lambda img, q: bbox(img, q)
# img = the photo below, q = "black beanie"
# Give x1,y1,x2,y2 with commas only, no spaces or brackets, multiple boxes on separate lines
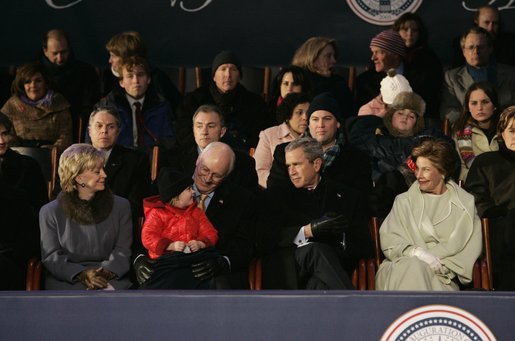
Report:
211,51,242,78
0,112,13,132
306,93,342,122
157,168,193,204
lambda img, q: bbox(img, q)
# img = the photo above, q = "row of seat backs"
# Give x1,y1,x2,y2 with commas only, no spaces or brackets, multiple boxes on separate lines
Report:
161,65,357,101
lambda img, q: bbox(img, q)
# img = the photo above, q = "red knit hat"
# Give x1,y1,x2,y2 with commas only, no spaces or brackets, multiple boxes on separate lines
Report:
370,29,406,59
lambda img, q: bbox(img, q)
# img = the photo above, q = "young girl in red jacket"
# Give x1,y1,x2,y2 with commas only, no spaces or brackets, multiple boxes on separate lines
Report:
140,168,219,289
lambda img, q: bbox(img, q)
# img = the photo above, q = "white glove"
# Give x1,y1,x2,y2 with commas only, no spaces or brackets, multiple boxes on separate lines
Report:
411,247,443,273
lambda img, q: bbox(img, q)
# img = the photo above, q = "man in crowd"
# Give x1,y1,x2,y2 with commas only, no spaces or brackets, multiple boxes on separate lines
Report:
135,142,257,289
267,93,372,195
40,29,100,142
258,137,372,289
164,104,258,192
175,51,270,151
441,26,515,123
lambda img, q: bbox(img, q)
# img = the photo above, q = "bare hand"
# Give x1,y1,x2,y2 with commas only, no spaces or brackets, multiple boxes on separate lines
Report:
188,240,206,252
167,241,187,252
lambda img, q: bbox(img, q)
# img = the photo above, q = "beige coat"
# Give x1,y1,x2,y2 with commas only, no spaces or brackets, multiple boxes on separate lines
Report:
1,93,72,152
452,126,499,181
376,180,482,291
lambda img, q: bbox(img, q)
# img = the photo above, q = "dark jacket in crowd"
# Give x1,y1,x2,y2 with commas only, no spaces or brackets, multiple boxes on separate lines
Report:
306,71,356,118
175,82,270,152
0,178,40,290
465,145,515,290
0,148,48,213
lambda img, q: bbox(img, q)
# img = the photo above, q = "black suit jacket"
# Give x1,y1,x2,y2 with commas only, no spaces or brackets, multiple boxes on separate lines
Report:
258,177,372,289
164,144,259,193
105,145,151,256
1,148,48,212
204,180,257,274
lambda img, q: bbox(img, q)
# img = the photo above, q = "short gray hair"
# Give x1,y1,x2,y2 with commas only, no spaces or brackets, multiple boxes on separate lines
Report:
285,137,324,163
192,104,225,127
89,105,121,129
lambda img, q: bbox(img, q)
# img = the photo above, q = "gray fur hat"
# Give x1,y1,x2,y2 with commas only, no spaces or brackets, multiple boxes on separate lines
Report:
390,91,426,117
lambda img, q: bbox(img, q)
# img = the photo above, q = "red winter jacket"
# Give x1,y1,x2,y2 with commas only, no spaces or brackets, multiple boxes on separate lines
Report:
142,195,218,259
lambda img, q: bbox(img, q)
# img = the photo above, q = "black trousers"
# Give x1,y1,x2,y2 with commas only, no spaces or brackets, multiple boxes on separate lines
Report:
262,242,354,290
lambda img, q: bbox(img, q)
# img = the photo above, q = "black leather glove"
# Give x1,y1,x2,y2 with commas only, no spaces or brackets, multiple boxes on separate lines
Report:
133,254,156,285
191,256,230,281
311,212,349,240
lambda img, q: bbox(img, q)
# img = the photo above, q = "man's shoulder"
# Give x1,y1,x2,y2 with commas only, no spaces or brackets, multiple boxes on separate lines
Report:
110,145,148,163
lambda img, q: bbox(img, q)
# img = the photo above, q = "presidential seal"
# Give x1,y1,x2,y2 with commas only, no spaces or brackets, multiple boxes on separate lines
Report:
381,304,496,341
346,0,423,26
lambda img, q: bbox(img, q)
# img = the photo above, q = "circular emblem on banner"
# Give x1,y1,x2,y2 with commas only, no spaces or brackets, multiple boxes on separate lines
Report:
381,304,496,341
346,0,423,26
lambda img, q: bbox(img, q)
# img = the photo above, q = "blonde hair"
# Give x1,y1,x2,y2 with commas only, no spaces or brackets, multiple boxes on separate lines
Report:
291,37,338,73
58,144,106,193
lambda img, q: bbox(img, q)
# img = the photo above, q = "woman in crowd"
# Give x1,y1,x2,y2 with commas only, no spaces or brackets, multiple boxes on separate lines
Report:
39,144,132,290
376,138,482,291
465,106,515,290
1,62,72,152
452,81,500,181
141,168,219,289
0,112,48,212
392,12,444,124
254,92,311,188
291,37,355,118
267,65,312,108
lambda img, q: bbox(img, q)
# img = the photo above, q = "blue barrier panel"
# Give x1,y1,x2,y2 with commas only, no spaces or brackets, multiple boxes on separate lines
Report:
1,291,513,340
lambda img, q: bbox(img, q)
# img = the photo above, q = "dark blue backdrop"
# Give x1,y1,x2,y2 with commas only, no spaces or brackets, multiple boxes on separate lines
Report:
2,1,515,67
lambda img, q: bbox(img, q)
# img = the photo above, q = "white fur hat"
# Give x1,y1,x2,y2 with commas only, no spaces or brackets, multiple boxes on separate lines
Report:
380,69,412,105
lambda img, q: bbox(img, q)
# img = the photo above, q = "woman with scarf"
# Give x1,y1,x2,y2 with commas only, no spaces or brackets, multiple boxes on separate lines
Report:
465,106,515,290
452,81,500,181
39,144,132,290
1,62,72,152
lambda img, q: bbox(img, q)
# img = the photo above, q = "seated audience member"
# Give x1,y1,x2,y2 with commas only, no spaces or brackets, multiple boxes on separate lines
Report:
95,56,174,149
0,124,41,289
355,29,406,108
0,112,48,212
102,31,182,112
87,105,151,258
267,93,372,194
392,12,444,123
358,69,412,118
134,142,257,289
267,65,312,109
441,27,515,124
452,82,500,181
140,168,219,289
165,104,258,192
258,137,371,289
175,51,269,151
0,178,40,290
376,138,482,291
255,92,310,188
40,29,100,142
291,37,355,118
465,105,515,290
1,62,72,152
39,144,132,290
451,5,515,68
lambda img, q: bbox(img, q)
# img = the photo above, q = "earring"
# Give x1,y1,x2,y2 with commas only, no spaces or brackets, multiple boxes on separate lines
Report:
441,175,445,180
80,183,86,188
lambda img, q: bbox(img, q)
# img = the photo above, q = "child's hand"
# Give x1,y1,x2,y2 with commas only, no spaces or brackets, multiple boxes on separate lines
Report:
167,241,187,252
188,240,206,252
